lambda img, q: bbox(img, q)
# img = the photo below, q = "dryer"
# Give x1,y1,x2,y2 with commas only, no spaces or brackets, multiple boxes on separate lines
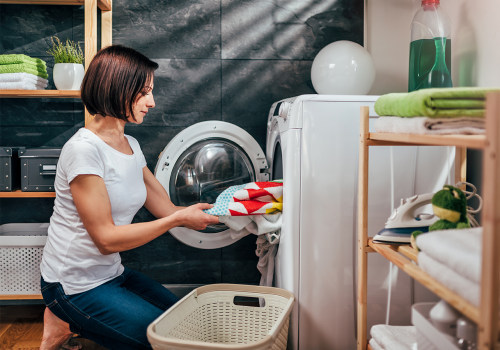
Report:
155,95,454,350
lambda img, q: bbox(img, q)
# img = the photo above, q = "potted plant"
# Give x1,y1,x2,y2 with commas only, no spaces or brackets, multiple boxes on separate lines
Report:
47,36,84,90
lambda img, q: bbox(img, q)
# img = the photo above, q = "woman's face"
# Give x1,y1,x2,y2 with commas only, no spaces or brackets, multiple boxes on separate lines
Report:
129,81,155,124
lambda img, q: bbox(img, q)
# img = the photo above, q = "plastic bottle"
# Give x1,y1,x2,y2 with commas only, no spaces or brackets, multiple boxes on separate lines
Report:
408,0,452,92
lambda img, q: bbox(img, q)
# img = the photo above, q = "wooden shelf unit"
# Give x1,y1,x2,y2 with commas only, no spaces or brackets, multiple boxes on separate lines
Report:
0,90,80,98
0,0,112,124
357,93,500,350
0,0,112,301
0,191,56,198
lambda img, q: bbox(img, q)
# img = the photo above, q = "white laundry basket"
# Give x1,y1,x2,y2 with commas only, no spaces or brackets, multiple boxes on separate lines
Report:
147,284,294,350
0,223,48,295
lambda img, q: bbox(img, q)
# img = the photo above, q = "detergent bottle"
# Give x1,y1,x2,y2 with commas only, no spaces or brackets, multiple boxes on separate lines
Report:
408,0,452,92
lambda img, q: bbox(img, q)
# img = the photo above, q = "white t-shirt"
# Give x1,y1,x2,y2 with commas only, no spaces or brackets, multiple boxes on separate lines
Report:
40,128,147,295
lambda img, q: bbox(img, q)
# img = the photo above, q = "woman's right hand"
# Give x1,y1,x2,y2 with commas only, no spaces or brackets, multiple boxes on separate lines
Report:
174,203,219,230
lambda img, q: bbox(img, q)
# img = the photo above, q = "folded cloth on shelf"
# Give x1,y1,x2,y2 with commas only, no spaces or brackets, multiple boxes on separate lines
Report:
374,87,500,118
204,181,283,216
0,54,47,68
374,116,485,135
0,63,48,79
416,227,482,283
368,338,383,350
0,72,49,86
370,324,417,350
0,81,47,90
418,251,479,306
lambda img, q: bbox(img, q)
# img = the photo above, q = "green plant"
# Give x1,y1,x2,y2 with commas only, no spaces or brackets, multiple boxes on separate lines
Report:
46,36,84,64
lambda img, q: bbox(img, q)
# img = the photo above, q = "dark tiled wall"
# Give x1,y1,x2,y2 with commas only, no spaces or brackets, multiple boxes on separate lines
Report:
0,0,363,286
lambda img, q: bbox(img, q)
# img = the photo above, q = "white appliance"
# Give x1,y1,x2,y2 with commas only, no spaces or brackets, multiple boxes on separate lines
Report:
266,94,452,349
155,94,453,349
155,121,269,249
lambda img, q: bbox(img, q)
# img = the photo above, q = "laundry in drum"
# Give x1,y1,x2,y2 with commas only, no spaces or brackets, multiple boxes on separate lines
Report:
204,180,283,216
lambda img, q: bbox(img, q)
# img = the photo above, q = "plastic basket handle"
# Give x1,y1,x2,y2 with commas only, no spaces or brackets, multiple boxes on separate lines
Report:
196,283,294,300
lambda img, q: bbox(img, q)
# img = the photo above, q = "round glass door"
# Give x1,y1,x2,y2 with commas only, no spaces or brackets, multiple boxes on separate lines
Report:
155,120,269,249
169,138,255,233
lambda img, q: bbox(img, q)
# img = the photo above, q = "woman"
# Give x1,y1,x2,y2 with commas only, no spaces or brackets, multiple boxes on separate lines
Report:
39,45,219,350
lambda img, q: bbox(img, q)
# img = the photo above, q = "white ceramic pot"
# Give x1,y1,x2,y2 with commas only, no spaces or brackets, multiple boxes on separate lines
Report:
53,63,85,90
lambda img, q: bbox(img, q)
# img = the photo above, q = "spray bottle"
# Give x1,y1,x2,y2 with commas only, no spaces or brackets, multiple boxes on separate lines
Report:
408,0,452,92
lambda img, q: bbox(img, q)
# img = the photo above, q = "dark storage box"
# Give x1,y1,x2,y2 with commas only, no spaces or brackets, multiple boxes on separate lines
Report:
19,148,61,192
0,147,24,191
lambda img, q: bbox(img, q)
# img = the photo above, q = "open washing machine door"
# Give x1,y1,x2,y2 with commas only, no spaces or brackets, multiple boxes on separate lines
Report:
155,121,269,249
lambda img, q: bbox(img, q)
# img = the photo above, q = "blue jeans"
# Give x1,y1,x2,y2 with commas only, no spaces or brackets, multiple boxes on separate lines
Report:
41,267,179,350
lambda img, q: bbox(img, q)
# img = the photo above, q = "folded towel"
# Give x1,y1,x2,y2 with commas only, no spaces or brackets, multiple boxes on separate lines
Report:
374,87,500,118
369,338,384,350
0,63,48,79
370,324,417,350
416,227,482,283
374,116,485,135
0,72,49,86
0,81,47,90
0,54,47,68
418,251,479,306
204,181,283,216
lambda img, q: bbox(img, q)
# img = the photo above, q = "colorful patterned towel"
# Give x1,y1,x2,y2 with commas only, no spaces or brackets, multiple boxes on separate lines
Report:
204,181,283,216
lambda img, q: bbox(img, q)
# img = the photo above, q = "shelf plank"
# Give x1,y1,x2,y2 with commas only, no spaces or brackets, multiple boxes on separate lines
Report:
369,132,486,149
397,244,418,262
0,294,43,300
0,191,55,198
0,0,111,10
368,239,480,324
0,90,80,98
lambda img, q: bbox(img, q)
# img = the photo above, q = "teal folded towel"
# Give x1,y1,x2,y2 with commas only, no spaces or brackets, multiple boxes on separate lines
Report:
0,63,48,79
374,87,500,118
0,54,47,68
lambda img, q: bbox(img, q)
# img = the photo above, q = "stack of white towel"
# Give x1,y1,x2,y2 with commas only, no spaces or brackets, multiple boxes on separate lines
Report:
374,116,485,135
0,54,49,90
416,227,482,306
369,324,417,350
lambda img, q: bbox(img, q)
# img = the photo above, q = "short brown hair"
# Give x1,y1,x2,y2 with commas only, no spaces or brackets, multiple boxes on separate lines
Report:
81,45,159,121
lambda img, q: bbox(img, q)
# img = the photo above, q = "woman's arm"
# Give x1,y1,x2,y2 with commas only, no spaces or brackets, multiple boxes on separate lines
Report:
142,166,180,218
70,174,219,255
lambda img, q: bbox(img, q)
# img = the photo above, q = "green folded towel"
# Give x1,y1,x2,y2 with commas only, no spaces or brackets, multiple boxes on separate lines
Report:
0,63,48,79
374,87,500,118
0,54,47,68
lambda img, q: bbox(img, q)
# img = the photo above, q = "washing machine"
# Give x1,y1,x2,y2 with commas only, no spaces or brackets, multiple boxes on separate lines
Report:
266,94,454,350
155,121,270,249
155,95,454,349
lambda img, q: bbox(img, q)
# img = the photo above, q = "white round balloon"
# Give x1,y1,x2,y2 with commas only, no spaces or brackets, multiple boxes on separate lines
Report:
311,40,376,95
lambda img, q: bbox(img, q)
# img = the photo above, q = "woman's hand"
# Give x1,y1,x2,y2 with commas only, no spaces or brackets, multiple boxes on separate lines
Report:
173,203,219,230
